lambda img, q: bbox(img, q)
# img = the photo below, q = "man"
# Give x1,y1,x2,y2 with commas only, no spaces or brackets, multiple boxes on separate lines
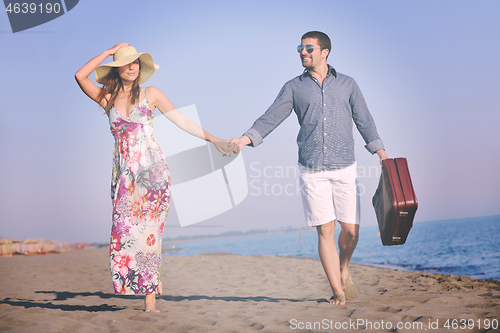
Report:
231,31,387,305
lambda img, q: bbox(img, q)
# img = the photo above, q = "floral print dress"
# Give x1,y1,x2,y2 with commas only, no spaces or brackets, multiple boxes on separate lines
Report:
108,88,170,295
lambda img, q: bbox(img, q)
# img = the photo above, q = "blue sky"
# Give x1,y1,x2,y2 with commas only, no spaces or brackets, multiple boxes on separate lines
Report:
1,0,499,243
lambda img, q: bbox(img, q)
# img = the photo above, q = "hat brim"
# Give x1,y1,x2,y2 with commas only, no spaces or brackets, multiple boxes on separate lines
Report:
95,52,159,85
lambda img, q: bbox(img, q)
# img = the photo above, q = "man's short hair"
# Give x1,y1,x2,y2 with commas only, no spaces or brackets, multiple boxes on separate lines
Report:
301,31,331,58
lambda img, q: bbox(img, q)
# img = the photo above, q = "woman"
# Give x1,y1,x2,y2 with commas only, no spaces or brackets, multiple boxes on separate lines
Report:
75,43,232,312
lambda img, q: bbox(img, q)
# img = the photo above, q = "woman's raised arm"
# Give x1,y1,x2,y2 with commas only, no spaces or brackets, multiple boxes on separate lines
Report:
75,43,129,106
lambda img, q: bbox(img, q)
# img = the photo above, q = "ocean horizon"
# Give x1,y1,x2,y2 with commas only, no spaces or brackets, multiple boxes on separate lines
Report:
163,215,500,281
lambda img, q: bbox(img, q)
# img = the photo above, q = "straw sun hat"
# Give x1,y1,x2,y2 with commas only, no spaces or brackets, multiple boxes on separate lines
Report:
95,46,160,85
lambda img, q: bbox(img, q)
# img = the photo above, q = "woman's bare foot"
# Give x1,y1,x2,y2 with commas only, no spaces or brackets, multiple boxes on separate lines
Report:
145,293,159,312
157,281,162,295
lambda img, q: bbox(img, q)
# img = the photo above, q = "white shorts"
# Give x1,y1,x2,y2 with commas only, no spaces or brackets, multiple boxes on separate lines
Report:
299,162,360,227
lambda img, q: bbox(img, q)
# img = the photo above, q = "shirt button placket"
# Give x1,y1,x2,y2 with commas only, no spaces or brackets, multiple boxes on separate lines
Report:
322,88,326,166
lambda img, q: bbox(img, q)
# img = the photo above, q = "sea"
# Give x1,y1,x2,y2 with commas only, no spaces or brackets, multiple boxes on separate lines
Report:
163,215,500,281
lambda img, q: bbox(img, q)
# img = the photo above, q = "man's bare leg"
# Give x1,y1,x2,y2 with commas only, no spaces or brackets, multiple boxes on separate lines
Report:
316,221,345,305
338,222,359,297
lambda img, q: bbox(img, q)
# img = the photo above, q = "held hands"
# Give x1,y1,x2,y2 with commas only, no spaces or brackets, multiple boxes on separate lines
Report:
212,135,250,156
212,139,240,157
229,136,250,154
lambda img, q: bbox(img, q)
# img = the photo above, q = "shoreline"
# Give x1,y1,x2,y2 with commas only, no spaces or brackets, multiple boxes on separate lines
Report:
160,228,500,282
3,230,498,283
162,227,315,245
347,261,500,283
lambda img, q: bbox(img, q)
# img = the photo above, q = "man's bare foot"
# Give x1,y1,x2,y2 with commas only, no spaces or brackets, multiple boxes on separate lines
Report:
340,268,352,288
145,293,160,312
340,269,358,300
329,293,346,305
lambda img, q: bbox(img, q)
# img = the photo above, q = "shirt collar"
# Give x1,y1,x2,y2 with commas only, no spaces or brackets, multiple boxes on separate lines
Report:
301,64,337,80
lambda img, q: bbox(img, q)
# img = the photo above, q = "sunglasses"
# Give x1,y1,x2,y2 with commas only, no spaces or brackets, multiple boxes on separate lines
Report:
297,44,319,54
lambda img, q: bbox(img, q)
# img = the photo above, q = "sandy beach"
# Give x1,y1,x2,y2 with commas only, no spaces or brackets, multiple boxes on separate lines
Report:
1,247,499,333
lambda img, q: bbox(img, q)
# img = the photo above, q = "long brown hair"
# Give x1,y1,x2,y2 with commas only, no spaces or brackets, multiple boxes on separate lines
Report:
97,65,142,115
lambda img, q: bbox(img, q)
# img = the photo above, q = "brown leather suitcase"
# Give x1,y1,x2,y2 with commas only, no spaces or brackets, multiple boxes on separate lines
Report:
372,158,418,246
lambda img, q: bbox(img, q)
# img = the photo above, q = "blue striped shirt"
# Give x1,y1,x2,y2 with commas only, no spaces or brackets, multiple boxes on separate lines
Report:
244,65,384,170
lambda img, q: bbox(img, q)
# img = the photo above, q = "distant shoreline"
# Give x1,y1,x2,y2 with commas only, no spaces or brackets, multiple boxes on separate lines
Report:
162,227,315,246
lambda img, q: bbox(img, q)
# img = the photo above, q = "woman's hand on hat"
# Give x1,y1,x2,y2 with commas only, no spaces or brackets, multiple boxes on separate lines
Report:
108,42,130,55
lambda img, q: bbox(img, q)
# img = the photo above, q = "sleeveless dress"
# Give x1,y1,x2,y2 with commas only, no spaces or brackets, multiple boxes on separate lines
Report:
108,88,170,295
